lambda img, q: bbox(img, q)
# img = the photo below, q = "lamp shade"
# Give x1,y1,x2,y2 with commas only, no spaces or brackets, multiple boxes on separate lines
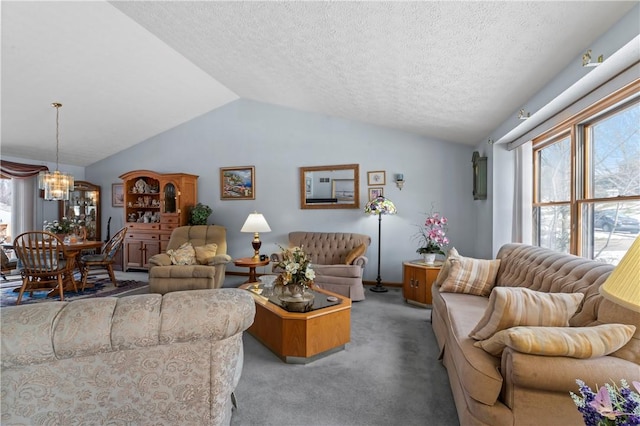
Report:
364,196,397,216
599,236,640,313
240,212,271,233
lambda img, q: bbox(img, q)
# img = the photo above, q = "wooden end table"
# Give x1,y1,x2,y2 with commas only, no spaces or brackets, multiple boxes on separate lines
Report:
240,283,352,363
402,260,442,307
234,257,270,283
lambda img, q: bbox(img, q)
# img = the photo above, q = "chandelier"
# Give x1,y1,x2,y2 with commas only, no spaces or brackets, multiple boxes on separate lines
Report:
38,103,74,201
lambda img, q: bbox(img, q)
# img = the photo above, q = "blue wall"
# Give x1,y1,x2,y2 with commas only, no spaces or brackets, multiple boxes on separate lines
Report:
87,99,477,283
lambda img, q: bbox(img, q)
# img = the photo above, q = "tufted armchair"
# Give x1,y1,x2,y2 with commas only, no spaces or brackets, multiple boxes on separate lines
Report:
271,231,371,301
148,225,232,294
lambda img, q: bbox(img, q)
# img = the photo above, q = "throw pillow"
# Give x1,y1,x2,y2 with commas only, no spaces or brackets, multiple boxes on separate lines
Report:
433,247,459,287
439,250,500,297
469,287,584,341
345,243,367,265
167,242,197,265
474,324,636,358
195,243,218,265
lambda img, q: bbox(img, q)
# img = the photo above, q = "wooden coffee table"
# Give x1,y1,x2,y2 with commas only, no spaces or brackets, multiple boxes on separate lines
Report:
240,284,351,363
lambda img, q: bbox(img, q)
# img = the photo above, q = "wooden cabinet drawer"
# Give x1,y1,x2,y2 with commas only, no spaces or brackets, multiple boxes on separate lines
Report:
127,233,159,241
161,215,179,224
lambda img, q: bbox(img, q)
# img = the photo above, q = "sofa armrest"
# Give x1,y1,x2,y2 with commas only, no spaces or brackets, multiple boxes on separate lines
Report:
208,253,232,266
149,253,171,267
501,348,640,405
351,255,368,267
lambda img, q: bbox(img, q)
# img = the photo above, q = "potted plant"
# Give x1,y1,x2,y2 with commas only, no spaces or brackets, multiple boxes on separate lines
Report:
189,203,212,225
413,207,449,264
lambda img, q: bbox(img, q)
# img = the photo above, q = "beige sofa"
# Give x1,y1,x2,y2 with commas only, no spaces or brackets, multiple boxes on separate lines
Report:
271,231,371,301
149,225,232,294
1,289,255,426
432,243,640,426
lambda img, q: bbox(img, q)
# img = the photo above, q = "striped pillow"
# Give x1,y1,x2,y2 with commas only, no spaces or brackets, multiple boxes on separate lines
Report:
433,247,458,287
469,287,584,340
474,324,636,358
439,251,500,296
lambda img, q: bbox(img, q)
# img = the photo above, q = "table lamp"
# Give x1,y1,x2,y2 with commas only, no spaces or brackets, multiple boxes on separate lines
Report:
241,211,271,260
599,235,640,312
364,196,397,292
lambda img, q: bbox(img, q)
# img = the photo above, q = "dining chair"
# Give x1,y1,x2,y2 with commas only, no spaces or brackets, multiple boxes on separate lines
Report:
79,227,126,290
13,231,77,304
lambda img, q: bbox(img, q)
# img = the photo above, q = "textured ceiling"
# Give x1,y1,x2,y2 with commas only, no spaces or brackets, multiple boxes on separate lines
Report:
1,1,636,167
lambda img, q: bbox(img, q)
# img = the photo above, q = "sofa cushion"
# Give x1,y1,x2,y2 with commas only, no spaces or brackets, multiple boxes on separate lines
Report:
434,247,458,287
313,264,363,278
440,250,500,297
195,243,218,265
469,287,584,340
475,324,636,358
168,242,197,265
345,243,367,265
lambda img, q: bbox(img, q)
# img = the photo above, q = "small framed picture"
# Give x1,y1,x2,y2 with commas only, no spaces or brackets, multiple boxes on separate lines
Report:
112,183,124,207
368,171,386,186
369,187,384,200
220,166,256,200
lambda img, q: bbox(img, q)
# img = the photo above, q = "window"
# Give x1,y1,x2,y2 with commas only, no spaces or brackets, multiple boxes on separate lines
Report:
0,178,11,243
533,81,640,264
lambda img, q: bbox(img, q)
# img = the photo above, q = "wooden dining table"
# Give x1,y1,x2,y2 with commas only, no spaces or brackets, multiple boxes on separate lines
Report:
50,240,103,296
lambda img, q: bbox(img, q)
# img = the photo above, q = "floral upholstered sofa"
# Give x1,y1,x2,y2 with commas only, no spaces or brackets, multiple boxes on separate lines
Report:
432,243,640,426
1,289,255,426
271,231,371,301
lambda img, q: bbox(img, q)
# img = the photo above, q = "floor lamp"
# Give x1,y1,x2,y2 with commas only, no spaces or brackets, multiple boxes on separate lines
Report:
364,196,397,292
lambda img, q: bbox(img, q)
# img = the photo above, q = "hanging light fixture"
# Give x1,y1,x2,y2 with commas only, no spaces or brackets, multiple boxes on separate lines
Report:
38,102,74,201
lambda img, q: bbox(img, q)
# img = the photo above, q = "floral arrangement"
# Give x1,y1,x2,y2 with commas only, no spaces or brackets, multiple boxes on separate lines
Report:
44,217,84,234
570,379,640,425
413,206,449,255
275,245,315,288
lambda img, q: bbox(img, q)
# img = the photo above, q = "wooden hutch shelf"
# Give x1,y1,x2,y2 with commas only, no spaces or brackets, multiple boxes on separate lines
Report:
119,170,198,271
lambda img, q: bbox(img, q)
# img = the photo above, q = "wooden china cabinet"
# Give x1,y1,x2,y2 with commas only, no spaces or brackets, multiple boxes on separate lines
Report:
402,260,442,307
58,181,101,241
119,170,198,271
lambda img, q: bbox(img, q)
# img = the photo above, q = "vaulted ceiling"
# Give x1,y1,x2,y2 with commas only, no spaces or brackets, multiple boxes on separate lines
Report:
1,1,636,167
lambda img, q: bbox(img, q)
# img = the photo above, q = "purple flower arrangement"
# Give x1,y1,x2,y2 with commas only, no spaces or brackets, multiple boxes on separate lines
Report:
414,207,449,255
571,379,640,425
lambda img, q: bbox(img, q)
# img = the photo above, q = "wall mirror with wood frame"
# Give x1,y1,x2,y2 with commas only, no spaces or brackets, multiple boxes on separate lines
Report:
58,180,101,240
300,164,360,209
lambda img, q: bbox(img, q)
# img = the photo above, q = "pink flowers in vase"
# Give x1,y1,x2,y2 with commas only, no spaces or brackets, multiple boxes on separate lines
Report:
414,207,450,255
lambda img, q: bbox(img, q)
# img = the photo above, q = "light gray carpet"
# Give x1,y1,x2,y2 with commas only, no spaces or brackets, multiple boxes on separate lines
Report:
228,283,460,426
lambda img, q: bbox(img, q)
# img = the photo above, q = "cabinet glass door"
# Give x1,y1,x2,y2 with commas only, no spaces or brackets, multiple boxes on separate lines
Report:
59,181,101,240
163,182,177,213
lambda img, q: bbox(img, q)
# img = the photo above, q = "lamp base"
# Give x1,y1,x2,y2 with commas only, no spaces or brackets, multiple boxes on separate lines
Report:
369,285,388,293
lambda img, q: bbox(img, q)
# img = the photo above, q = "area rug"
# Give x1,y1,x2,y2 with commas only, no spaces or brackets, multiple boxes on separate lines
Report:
0,276,149,307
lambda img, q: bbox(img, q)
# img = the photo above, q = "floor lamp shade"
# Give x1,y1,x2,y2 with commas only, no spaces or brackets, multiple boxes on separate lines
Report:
241,212,271,259
364,196,397,292
599,236,640,313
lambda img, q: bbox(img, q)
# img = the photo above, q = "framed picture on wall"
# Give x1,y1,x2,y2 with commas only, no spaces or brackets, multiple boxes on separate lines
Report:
220,166,256,200
112,183,124,207
367,171,386,186
368,187,384,200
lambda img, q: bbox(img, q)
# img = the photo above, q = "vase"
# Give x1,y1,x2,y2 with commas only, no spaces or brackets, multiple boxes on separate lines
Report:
278,283,315,312
423,253,436,265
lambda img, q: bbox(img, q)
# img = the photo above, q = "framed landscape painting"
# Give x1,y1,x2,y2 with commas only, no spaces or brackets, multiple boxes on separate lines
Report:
220,166,255,200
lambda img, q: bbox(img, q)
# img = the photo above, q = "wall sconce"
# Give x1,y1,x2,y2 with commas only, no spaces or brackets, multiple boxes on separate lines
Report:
582,49,604,67
518,109,531,120
394,174,405,190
